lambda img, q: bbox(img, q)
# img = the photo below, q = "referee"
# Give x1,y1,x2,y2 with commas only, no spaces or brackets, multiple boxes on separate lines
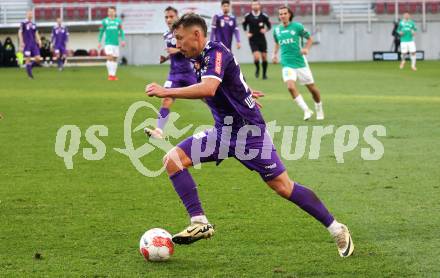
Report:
242,0,271,79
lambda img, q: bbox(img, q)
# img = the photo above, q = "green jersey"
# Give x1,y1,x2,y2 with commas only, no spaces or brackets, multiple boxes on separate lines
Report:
397,19,416,42
273,22,311,69
98,17,125,46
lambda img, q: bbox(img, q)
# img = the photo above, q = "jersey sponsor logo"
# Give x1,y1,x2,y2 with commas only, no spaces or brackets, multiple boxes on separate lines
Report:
279,38,295,45
215,51,222,75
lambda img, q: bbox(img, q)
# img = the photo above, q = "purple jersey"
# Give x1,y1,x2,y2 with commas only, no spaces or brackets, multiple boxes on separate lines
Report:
20,20,38,47
210,14,240,50
51,25,69,49
193,41,265,130
163,30,193,74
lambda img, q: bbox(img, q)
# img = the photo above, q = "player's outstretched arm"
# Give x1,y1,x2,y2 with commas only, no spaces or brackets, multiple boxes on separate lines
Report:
18,28,24,51
146,78,220,99
272,43,279,63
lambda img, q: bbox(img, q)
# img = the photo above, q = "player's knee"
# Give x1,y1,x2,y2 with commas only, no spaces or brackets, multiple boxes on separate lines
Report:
162,98,173,108
163,147,191,175
273,183,292,198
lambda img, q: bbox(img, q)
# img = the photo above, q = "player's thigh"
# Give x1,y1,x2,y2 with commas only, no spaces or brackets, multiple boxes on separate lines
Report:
252,51,261,60
282,67,298,83
400,42,409,54
163,146,193,175
176,128,221,167
234,135,286,182
105,45,119,58
259,39,268,54
297,67,315,85
408,42,416,53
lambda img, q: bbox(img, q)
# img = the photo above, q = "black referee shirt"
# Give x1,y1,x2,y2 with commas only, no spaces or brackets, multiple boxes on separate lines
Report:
242,11,271,39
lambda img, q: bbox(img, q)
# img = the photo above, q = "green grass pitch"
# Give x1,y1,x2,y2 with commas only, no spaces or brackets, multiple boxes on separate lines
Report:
1,61,439,277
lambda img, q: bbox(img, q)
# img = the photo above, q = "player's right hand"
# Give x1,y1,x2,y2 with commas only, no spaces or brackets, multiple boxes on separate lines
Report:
97,43,102,49
159,55,167,64
272,55,278,64
247,32,253,38
20,44,25,52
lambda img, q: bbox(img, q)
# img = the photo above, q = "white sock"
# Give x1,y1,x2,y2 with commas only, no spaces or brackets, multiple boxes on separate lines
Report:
112,61,118,76
190,215,209,224
327,220,342,236
410,54,416,68
294,95,310,112
106,60,112,76
315,101,323,111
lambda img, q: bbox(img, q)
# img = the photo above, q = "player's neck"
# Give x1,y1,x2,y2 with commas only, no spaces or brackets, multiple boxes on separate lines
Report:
252,10,261,16
283,21,290,27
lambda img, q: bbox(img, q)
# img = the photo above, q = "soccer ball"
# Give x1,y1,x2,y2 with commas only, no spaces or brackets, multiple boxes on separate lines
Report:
139,228,174,261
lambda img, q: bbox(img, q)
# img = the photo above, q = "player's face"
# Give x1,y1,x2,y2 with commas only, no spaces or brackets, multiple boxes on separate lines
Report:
56,18,62,25
279,8,291,24
222,3,230,14
174,25,202,58
108,8,116,18
251,2,260,12
403,13,410,20
26,11,33,21
164,11,178,29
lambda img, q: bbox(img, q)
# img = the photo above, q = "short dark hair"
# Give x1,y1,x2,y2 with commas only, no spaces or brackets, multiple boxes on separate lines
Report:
164,6,178,15
279,6,294,22
221,0,230,5
108,6,116,11
172,13,207,37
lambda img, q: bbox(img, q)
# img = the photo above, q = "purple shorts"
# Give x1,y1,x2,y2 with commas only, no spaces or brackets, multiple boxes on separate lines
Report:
54,46,67,56
177,125,286,181
24,44,40,57
164,72,197,88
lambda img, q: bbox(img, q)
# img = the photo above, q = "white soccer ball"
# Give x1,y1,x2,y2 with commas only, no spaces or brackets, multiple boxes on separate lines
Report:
139,228,174,261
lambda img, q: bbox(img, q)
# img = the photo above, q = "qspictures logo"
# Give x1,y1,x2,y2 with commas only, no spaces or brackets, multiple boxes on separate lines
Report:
55,101,386,177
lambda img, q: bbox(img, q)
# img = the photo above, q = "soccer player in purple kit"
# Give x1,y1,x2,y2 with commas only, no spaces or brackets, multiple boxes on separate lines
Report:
146,13,354,258
210,0,241,51
18,11,42,79
145,6,197,139
51,18,69,71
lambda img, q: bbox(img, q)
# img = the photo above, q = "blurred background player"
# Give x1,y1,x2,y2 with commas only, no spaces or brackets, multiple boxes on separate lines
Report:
98,7,126,81
51,18,69,71
145,6,197,139
146,13,354,258
272,6,324,120
242,0,271,79
398,13,417,71
18,10,42,79
210,0,241,51
391,19,400,53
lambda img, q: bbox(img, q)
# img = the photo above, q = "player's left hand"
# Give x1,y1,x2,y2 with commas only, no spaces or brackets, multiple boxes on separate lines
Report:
237,42,241,50
301,48,309,55
146,83,168,98
260,28,266,34
251,90,265,109
121,41,126,47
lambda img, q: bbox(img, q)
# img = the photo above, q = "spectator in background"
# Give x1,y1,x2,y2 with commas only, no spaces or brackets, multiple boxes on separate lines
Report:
3,37,18,67
40,36,52,65
392,19,400,53
0,40,4,66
